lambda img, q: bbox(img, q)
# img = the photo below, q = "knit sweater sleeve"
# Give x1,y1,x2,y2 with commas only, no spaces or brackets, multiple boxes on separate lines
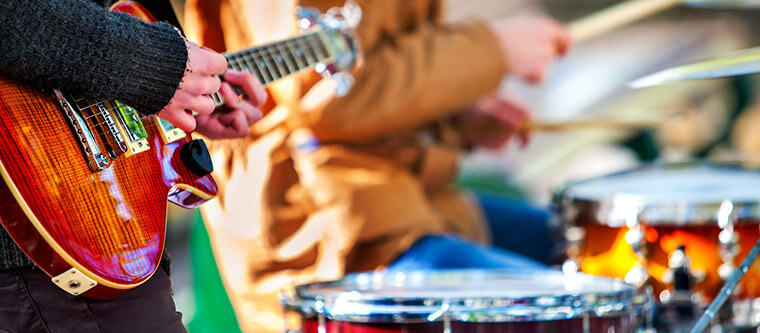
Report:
0,0,188,114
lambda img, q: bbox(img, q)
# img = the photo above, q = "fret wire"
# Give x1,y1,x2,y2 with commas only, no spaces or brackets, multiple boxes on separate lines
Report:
305,35,324,62
308,33,330,60
316,32,332,60
231,53,258,83
306,33,328,60
229,55,245,72
236,31,322,65
233,56,248,72
305,33,324,60
248,49,275,83
211,92,223,106
264,43,288,77
285,36,310,70
299,35,319,61
249,38,320,83
260,45,286,80
223,30,316,59
217,30,328,92
240,53,267,85
274,42,298,75
220,54,267,105
267,42,290,76
289,37,311,66
255,47,281,82
284,39,306,69
295,36,318,65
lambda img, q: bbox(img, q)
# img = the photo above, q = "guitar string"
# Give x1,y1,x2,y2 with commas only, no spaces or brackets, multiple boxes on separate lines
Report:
92,46,326,129
69,35,331,134
74,32,327,111
69,33,325,108
226,36,327,85
77,43,325,113
76,33,328,113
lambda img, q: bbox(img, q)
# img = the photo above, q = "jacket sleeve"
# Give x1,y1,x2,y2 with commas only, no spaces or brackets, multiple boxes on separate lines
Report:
301,5,505,143
0,0,188,114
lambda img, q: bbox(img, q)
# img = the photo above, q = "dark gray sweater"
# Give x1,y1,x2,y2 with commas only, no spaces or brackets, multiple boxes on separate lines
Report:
0,0,187,113
0,0,188,270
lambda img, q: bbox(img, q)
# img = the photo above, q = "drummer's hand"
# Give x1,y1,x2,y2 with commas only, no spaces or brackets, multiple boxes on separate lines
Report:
458,95,532,150
489,15,572,84
194,70,267,139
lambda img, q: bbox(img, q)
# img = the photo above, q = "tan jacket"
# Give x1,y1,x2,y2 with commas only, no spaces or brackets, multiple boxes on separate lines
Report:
184,1,506,331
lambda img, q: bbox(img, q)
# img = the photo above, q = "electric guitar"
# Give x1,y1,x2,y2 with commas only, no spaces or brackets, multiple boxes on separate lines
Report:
0,1,357,299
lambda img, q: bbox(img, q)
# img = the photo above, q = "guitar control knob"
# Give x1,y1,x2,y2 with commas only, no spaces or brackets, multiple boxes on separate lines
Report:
180,139,213,176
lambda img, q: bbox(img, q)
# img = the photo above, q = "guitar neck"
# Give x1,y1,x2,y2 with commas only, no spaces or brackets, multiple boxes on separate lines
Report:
211,30,335,106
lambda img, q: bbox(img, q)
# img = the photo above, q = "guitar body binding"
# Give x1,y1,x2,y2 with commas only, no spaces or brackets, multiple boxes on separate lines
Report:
0,0,218,299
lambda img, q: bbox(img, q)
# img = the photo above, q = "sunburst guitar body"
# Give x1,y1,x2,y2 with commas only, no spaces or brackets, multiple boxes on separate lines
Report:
0,1,217,299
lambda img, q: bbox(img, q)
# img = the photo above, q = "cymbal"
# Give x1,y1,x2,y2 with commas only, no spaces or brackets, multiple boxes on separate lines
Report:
569,0,760,42
684,0,760,8
629,46,760,88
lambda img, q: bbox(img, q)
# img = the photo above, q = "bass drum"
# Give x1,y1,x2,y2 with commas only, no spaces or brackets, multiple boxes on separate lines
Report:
556,164,760,314
283,269,651,333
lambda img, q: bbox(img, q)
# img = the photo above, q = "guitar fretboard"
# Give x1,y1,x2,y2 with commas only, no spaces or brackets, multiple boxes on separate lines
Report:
211,31,333,106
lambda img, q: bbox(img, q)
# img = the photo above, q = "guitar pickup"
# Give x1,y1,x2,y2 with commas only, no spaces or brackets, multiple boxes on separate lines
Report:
154,116,186,144
107,101,150,157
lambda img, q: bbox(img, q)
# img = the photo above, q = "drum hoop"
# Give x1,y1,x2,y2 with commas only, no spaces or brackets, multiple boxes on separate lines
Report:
281,270,652,323
556,163,760,226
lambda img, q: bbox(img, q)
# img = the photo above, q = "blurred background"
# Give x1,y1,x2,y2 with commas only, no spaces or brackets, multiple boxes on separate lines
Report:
164,0,760,330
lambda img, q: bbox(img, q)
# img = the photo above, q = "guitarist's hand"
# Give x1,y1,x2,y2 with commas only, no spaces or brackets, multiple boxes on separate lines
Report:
157,39,228,132
194,70,266,139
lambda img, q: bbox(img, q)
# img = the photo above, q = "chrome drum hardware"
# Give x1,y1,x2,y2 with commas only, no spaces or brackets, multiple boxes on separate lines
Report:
555,164,760,331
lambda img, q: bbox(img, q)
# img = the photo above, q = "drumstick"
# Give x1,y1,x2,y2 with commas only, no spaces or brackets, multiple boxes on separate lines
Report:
691,237,760,332
569,0,684,42
521,118,661,131
456,118,662,136
452,0,685,137
252,0,684,135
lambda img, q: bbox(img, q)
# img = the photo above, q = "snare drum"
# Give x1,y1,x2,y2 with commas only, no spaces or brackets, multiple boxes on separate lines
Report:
283,270,651,333
557,164,760,304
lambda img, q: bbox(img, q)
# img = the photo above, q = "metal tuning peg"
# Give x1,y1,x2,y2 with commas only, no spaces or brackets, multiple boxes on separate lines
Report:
294,7,320,30
339,0,362,30
329,72,355,97
295,2,362,97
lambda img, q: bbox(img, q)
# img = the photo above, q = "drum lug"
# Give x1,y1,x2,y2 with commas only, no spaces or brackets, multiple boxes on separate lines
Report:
626,224,650,259
714,203,740,330
624,224,653,287
718,200,740,280
665,246,698,317
625,263,650,287
562,258,581,275
718,228,740,279
658,245,706,330
564,226,586,259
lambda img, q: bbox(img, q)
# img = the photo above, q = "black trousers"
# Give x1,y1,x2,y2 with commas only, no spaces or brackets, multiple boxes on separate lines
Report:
0,267,185,333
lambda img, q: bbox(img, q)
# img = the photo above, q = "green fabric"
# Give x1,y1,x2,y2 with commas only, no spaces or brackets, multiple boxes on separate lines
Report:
187,217,242,333
456,172,526,200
